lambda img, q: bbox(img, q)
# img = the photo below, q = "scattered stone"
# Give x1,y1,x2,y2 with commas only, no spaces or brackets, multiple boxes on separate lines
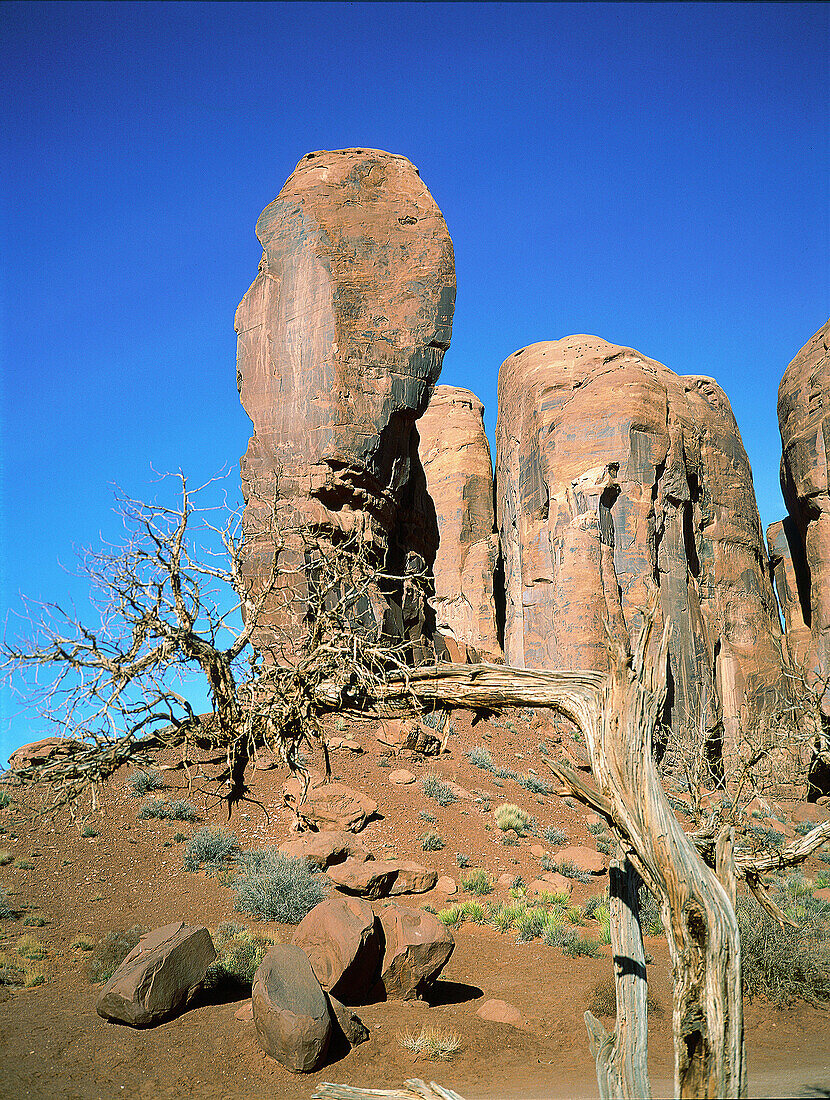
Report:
376,718,442,756
327,859,437,899
251,945,331,1073
291,896,380,1004
278,831,373,870
539,872,573,896
497,873,515,886
376,904,454,1000
7,737,83,770
814,888,830,904
327,994,370,1047
283,774,377,833
435,876,457,895
443,781,474,801
556,845,607,875
389,769,416,786
530,844,547,859
235,1001,254,1022
96,922,216,1027
790,803,830,826
476,998,525,1029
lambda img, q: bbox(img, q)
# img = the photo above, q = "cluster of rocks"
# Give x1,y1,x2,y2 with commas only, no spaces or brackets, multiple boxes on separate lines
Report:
96,900,454,1074
236,147,827,791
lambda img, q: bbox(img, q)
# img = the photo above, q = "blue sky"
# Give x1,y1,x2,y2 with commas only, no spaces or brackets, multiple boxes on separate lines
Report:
1,2,828,763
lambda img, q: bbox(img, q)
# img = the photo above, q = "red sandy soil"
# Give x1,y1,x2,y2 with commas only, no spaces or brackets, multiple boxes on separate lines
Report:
0,708,828,1100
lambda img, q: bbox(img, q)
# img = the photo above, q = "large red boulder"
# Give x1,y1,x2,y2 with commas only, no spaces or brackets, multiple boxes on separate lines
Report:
278,830,373,869
283,774,377,833
291,896,380,1004
95,922,215,1027
375,904,454,1000
251,944,331,1073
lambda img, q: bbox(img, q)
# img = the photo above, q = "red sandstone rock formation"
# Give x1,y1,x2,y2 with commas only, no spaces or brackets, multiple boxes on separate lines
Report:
777,320,830,712
767,518,812,673
418,385,503,661
236,149,455,654
496,336,788,774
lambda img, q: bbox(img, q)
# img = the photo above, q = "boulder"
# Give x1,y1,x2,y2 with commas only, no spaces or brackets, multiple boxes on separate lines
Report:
476,998,525,1029
530,874,573,897
389,769,417,785
777,320,830,713
496,336,788,780
327,859,437,899
7,737,83,771
376,904,454,1000
419,386,503,662
96,922,215,1027
327,994,370,1047
283,774,376,833
251,945,331,1073
435,875,457,895
236,149,455,657
377,718,442,755
291,896,380,1004
555,845,607,876
278,830,373,870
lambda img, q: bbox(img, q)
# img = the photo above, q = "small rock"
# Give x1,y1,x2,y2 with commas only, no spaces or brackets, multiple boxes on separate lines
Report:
389,769,416,785
252,945,331,1073
585,813,603,826
530,844,547,859
539,872,573,896
235,1001,254,1022
435,876,457,895
327,994,370,1046
556,845,607,875
96,922,215,1027
444,781,474,801
327,859,437,899
476,998,525,1029
814,887,830,904
497,873,515,886
8,737,83,770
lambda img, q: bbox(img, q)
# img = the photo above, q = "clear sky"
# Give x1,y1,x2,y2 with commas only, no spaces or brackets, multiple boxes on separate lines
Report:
2,2,828,763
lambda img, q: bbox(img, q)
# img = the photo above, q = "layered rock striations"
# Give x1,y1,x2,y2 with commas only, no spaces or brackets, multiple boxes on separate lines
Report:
777,320,830,711
418,386,503,661
236,149,455,652
496,336,788,769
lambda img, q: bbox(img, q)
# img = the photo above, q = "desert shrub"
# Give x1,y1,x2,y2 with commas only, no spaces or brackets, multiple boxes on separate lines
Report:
419,809,437,823
399,1025,461,1060
466,747,494,771
15,859,33,870
422,775,458,807
461,869,493,896
81,825,99,838
542,910,566,946
0,790,12,808
0,851,12,866
562,931,599,958
86,926,147,983
459,900,487,924
0,953,25,985
71,937,94,951
0,887,14,919
455,852,470,868
587,977,664,1018
204,924,274,988
138,797,198,822
544,826,566,846
22,915,46,927
517,773,550,795
583,894,607,919
638,885,663,936
500,833,520,846
593,903,612,945
233,849,327,923
566,905,585,925
736,891,830,1006
495,767,518,781
420,832,444,852
554,860,592,884
536,890,569,908
746,825,786,848
16,935,46,960
515,906,547,942
596,837,611,854
586,822,606,836
494,804,531,835
183,826,240,873
438,905,464,929
126,769,164,796
377,755,392,768
794,821,815,836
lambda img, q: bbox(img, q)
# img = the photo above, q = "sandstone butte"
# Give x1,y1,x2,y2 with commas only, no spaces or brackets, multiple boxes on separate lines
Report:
418,385,503,662
776,318,830,714
495,335,789,775
235,148,455,653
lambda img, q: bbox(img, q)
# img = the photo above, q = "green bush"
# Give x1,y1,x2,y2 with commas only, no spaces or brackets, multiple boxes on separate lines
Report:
81,825,99,838
461,869,493,896
544,826,566,846
138,797,198,822
466,747,494,771
737,890,830,1006
494,803,531,835
0,887,14,919
0,791,12,809
517,773,550,795
233,849,327,923
562,931,599,958
86,926,147,983
183,826,240,873
126,769,164,796
638,885,663,936
438,904,464,928
586,822,605,836
455,852,470,868
204,923,274,988
420,832,444,852
422,775,458,807
553,860,592,884
515,906,547,942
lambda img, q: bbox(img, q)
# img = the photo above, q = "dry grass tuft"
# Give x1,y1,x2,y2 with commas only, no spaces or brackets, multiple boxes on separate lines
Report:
399,1025,462,1060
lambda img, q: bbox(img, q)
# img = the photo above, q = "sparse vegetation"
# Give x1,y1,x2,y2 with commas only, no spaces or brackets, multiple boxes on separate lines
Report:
455,852,470,868
233,849,327,923
0,953,25,986
517,773,550,795
494,803,531,835
399,1025,461,1060
81,825,99,838
22,915,46,927
138,797,198,822
71,937,94,951
204,923,274,988
420,831,444,851
126,769,165,796
14,859,33,870
466,746,494,771
86,926,147,983
0,886,14,919
422,774,458,807
552,859,592,884
419,809,436,823
586,821,605,836
562,930,600,958
461,869,493,896
0,791,12,808
544,826,566,846
0,851,12,866
183,826,241,873
437,904,463,928
16,934,46,960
